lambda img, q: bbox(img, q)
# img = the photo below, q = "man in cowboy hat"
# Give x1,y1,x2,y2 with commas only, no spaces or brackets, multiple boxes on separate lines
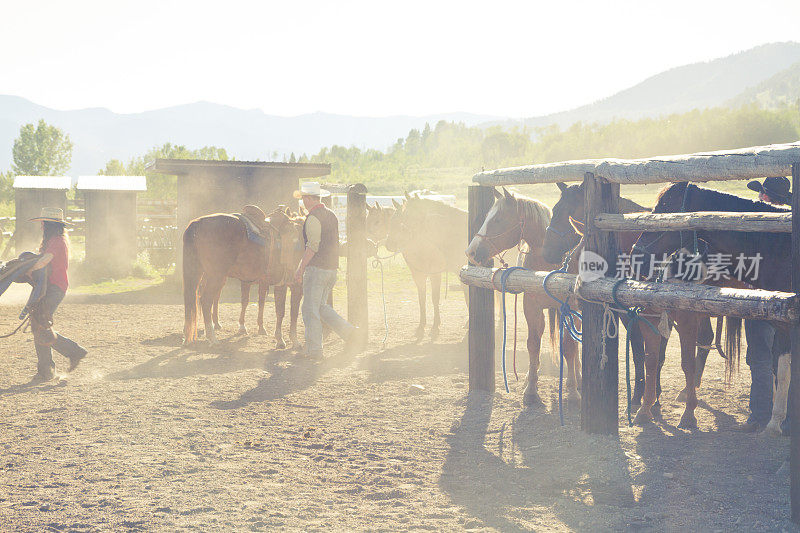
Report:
26,207,87,382
738,176,791,433
293,182,360,357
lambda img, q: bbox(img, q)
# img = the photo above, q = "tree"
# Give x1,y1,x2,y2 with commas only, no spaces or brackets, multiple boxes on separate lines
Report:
12,119,73,175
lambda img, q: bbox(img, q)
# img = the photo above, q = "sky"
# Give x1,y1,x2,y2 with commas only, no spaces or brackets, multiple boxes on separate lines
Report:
1,0,799,118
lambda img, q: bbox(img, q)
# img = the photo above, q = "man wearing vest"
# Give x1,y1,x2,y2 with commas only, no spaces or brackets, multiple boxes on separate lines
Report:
293,182,359,357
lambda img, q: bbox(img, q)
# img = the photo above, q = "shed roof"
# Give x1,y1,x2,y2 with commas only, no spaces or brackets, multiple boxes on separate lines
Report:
13,176,72,190
146,159,330,178
77,176,147,191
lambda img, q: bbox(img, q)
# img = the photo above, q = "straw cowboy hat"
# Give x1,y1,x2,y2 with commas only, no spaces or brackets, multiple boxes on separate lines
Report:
747,176,792,204
293,181,330,199
29,207,73,226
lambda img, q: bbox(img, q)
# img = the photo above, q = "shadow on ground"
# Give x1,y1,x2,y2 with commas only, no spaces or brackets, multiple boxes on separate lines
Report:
359,340,467,382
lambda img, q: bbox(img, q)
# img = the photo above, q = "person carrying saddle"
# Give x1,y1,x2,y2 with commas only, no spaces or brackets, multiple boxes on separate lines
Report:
26,207,87,382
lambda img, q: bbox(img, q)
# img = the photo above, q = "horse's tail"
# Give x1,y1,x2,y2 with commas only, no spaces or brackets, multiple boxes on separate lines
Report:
182,221,202,344
724,316,742,383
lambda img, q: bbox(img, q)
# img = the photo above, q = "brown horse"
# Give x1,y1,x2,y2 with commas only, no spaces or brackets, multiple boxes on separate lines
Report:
465,187,564,407
366,203,395,243
182,212,273,345
237,207,304,349
386,193,469,340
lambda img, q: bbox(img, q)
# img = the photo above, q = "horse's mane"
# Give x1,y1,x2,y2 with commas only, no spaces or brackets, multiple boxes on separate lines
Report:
512,192,552,231
658,182,791,213
405,196,466,216
619,197,649,214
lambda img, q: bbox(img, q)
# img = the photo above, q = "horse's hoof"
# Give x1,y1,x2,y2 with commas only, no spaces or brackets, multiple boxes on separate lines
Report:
258,328,267,336
652,402,662,420
276,339,287,350
678,413,698,430
237,325,248,336
415,329,425,340
430,328,440,341
567,390,581,406
214,324,222,331
676,389,689,403
523,391,545,408
633,407,654,426
765,421,784,437
631,398,642,409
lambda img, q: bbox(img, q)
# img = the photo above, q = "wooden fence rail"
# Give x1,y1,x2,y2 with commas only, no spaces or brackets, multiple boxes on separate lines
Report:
595,211,792,233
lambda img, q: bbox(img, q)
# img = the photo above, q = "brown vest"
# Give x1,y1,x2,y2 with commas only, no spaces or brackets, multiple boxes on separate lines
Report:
303,204,340,270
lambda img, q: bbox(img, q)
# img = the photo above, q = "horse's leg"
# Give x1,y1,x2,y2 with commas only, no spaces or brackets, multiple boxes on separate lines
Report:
430,272,442,340
522,295,545,408
411,269,427,339
766,353,791,436
624,315,646,407
238,282,251,335
212,298,221,331
633,320,663,425
200,275,226,345
676,315,712,402
462,283,470,329
289,284,302,349
564,326,581,404
674,312,699,429
257,282,268,336
274,284,288,349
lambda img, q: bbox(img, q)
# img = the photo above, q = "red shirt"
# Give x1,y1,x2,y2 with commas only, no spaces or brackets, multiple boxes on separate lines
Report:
44,236,69,292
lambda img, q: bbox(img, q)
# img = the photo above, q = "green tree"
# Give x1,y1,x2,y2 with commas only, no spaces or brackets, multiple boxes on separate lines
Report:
12,119,73,175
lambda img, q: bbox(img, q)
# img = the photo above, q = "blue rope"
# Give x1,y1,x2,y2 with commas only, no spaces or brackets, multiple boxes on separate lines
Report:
542,265,582,427
498,267,525,393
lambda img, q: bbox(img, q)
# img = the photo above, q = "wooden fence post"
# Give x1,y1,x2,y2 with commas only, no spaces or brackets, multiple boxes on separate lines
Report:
581,172,620,435
346,184,368,333
468,185,495,392
790,162,800,522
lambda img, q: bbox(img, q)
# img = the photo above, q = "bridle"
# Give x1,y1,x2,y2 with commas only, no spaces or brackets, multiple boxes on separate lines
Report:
474,208,526,268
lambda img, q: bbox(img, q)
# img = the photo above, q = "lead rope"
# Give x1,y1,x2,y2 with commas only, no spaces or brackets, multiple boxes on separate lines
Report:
371,250,399,348
492,267,525,393
542,249,583,427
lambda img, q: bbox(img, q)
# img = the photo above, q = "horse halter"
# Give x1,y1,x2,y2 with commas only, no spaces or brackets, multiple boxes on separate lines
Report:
474,208,526,268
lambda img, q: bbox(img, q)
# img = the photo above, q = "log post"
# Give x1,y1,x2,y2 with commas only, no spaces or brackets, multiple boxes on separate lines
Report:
791,162,800,522
581,172,620,435
468,185,495,392
323,194,334,309
346,184,368,333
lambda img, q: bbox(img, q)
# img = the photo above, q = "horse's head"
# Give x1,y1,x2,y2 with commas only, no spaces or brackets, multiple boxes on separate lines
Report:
366,203,394,243
541,182,585,264
384,199,406,252
631,182,691,279
267,206,304,269
465,187,522,266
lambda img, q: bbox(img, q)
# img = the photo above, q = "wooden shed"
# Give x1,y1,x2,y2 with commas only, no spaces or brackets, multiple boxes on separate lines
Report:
146,159,331,234
13,176,71,253
77,175,146,273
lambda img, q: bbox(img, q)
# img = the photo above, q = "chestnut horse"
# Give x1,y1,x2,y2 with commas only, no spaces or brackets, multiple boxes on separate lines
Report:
465,187,563,407
182,213,273,345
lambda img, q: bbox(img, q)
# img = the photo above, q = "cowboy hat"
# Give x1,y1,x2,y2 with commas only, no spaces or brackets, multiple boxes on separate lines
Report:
293,181,330,199
747,176,792,203
29,207,73,226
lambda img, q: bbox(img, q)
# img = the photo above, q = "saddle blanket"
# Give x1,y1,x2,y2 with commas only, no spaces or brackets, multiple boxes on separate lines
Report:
236,214,267,247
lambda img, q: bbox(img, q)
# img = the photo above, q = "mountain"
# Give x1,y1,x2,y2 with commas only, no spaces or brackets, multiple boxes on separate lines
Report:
510,41,800,131
728,60,800,109
0,97,500,175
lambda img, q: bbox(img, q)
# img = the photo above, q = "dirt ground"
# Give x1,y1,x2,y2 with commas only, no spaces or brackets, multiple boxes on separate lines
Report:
0,269,795,532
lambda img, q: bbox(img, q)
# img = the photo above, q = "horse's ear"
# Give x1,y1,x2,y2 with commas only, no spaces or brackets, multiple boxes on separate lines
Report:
493,188,503,199
502,187,513,200
392,199,402,209
569,216,585,236
557,182,567,192
404,191,411,200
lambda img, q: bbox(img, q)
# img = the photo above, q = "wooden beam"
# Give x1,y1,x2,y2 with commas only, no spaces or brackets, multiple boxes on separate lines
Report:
790,162,800,523
595,212,792,233
467,185,496,392
459,266,798,323
473,142,800,186
582,173,619,435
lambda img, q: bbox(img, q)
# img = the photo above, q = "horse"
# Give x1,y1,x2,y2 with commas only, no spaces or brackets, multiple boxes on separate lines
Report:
235,206,305,349
366,203,395,243
182,212,274,345
465,187,569,407
540,182,723,411
632,182,790,432
385,193,469,340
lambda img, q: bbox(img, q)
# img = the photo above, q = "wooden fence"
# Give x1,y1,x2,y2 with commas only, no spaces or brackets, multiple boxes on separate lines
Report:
459,142,800,521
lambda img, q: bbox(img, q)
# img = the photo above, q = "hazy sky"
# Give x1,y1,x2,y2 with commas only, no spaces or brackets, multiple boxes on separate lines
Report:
2,0,799,117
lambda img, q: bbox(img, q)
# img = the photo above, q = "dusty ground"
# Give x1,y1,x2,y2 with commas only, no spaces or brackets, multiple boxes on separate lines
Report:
0,266,795,532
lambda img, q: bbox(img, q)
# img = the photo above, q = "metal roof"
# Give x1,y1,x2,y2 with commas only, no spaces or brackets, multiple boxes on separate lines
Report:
13,176,72,190
147,159,331,178
76,176,147,191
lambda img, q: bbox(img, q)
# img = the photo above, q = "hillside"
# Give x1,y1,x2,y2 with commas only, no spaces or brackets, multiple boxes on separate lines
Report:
729,60,800,109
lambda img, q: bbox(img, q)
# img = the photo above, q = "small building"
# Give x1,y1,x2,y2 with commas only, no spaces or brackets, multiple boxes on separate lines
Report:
13,176,71,252
146,159,331,233
77,176,147,273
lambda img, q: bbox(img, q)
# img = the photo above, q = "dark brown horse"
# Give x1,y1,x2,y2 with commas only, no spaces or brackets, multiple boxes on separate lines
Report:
183,212,273,345
632,182,789,431
466,187,564,407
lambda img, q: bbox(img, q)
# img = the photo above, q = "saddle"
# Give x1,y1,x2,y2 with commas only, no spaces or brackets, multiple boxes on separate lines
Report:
236,205,273,246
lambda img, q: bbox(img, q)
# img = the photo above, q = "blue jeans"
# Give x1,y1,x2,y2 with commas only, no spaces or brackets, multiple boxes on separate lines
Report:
745,320,775,426
301,267,354,356
34,284,85,375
